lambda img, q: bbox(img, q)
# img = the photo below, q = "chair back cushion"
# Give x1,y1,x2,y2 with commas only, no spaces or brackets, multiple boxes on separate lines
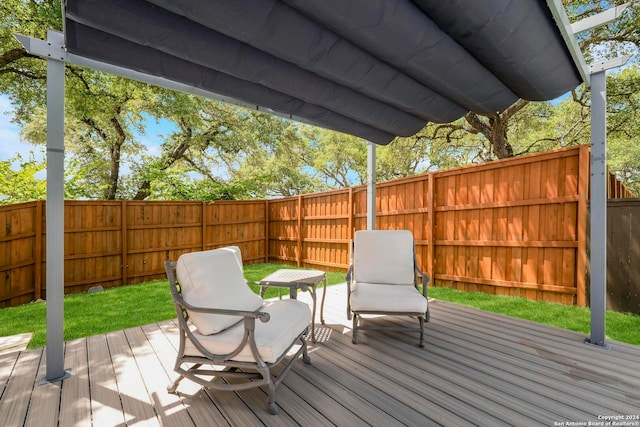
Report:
353,230,415,285
176,247,263,335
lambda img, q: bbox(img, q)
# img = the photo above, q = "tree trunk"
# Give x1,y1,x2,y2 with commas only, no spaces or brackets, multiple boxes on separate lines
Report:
105,118,126,200
464,98,529,159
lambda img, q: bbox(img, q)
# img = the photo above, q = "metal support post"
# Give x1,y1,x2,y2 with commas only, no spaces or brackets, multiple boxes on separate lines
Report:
366,141,376,230
43,30,70,382
586,69,609,349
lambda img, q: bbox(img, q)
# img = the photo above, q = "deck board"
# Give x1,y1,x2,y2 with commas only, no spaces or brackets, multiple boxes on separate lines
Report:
1,283,640,426
86,334,127,427
57,338,91,427
23,351,60,427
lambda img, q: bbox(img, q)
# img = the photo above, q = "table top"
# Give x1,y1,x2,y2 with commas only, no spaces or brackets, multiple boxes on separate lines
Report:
258,269,326,286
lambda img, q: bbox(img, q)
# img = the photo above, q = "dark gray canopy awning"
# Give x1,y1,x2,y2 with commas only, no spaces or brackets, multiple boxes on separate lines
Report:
63,0,583,145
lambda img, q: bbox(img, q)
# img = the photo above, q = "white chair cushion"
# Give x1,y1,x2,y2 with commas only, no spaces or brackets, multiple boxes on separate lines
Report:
224,245,244,269
350,282,428,313
184,299,311,363
353,230,415,285
176,247,263,335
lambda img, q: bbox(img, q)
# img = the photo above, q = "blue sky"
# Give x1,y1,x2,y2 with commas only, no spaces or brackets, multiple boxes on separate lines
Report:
0,95,42,163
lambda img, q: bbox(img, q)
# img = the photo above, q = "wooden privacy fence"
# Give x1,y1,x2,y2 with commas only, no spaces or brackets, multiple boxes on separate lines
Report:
588,198,640,314
0,200,267,307
269,146,595,305
0,146,633,308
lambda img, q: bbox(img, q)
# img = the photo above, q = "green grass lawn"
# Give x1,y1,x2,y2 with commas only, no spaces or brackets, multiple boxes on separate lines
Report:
1,264,639,349
427,286,640,346
0,264,345,349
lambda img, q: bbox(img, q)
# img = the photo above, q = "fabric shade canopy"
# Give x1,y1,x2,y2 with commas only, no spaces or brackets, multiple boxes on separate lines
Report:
63,0,583,145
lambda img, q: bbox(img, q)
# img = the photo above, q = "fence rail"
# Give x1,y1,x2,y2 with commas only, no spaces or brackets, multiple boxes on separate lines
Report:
0,146,633,308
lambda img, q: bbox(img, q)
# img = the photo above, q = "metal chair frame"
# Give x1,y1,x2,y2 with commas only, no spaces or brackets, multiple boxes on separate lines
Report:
346,239,430,347
165,261,310,415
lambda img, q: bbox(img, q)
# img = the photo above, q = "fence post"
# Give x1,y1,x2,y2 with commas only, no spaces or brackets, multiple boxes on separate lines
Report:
576,145,589,307
34,201,43,301
202,202,207,251
427,173,435,282
297,195,303,267
264,199,269,263
121,200,128,286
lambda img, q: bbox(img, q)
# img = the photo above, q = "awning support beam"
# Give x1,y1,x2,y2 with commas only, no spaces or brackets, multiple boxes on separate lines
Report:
586,56,629,350
42,29,70,383
366,141,376,231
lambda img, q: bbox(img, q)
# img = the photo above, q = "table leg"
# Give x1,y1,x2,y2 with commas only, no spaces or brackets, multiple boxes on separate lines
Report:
320,276,327,325
309,284,317,343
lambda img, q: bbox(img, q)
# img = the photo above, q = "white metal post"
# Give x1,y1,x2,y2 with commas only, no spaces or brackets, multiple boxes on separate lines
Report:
44,30,69,382
366,141,376,230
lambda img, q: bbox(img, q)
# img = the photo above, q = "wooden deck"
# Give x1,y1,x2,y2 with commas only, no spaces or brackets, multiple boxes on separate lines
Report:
1,284,639,426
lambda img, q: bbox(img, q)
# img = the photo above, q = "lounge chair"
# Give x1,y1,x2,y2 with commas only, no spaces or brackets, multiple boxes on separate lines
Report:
346,230,430,347
164,246,311,415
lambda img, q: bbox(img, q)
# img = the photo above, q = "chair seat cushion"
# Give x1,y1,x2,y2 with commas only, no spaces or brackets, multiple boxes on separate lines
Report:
350,282,428,314
184,299,311,363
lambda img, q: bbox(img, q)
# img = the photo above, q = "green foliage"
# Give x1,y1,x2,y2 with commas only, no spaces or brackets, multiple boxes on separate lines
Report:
0,153,45,203
2,0,640,201
607,65,640,194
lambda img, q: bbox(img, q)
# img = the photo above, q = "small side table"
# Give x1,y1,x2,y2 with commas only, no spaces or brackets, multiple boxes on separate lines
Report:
257,269,327,343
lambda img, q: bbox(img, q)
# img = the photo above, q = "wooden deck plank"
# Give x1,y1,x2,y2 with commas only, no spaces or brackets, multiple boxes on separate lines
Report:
320,321,523,426
124,326,196,427
57,338,91,427
0,333,32,355
23,349,61,427
140,323,230,427
266,366,368,427
86,334,127,427
0,350,20,399
222,376,311,427
104,330,160,426
273,351,408,427
0,348,42,427
151,322,233,426
433,301,640,388
3,283,640,427
424,315,639,416
429,303,640,408
372,316,591,423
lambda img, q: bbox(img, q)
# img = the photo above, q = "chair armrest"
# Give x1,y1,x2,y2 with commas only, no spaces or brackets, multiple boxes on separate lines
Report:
172,292,271,323
345,264,354,319
414,264,430,298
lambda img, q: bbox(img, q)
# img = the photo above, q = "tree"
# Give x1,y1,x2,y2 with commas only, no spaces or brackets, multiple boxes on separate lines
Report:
606,65,640,194
0,0,60,107
0,153,45,204
430,1,640,160
2,2,165,200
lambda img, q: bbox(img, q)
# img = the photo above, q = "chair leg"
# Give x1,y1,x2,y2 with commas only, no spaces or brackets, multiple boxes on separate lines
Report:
418,316,425,348
301,335,311,364
167,374,185,394
267,381,279,415
352,313,359,344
